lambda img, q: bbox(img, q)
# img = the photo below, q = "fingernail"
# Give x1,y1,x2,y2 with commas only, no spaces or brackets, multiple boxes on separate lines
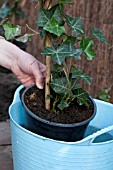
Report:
36,83,43,89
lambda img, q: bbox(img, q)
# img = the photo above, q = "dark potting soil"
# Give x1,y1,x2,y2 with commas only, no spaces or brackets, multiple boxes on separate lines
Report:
24,86,94,124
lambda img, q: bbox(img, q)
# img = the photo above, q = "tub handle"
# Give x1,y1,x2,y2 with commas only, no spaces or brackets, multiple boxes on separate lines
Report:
83,125,113,145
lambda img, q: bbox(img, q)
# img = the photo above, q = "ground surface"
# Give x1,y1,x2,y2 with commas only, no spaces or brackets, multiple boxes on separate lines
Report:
0,67,20,170
0,121,13,170
0,68,20,121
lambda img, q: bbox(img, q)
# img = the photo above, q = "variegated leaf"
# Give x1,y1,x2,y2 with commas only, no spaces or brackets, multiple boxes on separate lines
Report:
3,23,21,40
50,77,68,94
65,15,84,35
72,67,92,84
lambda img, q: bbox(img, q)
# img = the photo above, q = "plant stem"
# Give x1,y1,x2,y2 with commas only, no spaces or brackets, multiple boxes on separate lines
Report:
52,95,58,112
62,61,70,86
62,61,72,103
26,24,39,35
67,58,73,77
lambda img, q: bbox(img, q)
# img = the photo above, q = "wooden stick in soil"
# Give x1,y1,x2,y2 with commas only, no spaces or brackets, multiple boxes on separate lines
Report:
45,37,51,110
44,1,52,110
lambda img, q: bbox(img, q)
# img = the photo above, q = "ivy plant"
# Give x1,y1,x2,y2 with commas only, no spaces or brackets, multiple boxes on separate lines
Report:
36,0,109,111
1,0,109,112
0,0,25,37
98,88,111,102
0,19,35,42
0,0,25,20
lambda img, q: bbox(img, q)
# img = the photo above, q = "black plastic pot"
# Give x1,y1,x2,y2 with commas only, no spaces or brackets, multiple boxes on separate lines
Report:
22,86,97,142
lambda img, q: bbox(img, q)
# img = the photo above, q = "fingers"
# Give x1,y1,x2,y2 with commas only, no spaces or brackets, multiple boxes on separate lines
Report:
37,60,46,79
15,51,46,88
30,61,45,89
37,60,46,75
22,77,35,88
24,81,35,88
17,73,35,88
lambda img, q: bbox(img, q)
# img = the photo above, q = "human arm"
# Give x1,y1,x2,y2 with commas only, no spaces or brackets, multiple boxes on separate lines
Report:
0,38,46,89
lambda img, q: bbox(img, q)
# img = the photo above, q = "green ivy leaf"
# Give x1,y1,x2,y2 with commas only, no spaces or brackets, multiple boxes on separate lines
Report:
60,33,68,42
52,64,64,79
58,0,74,5
42,44,71,65
90,26,109,45
44,18,65,36
39,27,46,38
80,37,96,60
0,5,12,19
42,42,82,64
66,42,82,59
36,4,63,27
61,34,77,44
3,23,21,40
46,94,54,99
57,101,69,110
36,8,51,27
54,63,62,71
50,77,68,94
98,88,111,102
72,81,80,90
15,33,35,43
64,35,77,43
51,5,64,25
72,67,92,84
74,88,89,107
65,15,84,35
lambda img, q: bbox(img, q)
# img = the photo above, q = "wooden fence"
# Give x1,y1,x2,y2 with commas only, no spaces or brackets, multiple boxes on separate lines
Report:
2,0,113,100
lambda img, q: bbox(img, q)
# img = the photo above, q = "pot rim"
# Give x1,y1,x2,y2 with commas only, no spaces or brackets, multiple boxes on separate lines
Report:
21,85,97,127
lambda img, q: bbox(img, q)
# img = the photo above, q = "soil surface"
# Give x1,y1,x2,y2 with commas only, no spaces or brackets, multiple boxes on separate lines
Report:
0,68,20,121
24,86,94,124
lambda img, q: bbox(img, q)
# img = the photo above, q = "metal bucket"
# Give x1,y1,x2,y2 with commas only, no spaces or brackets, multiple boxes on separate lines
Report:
9,85,113,170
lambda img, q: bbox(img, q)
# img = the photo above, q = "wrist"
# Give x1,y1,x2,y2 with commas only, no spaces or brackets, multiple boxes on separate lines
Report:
0,39,23,70
0,39,12,69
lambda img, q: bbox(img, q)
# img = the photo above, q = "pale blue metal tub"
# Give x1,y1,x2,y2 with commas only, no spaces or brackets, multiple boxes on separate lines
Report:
9,85,113,170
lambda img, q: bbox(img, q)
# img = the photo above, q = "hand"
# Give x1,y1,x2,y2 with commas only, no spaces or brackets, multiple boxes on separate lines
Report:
0,39,46,89
11,52,46,89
